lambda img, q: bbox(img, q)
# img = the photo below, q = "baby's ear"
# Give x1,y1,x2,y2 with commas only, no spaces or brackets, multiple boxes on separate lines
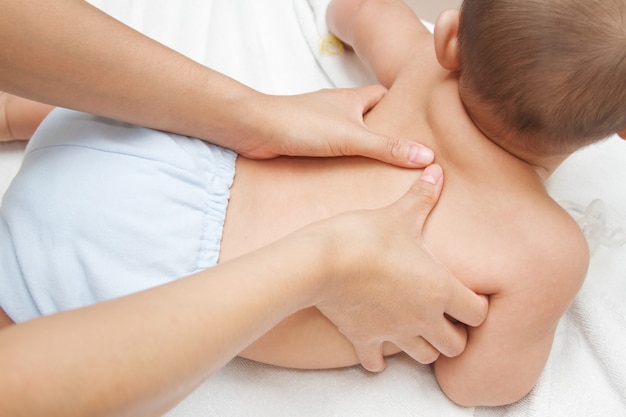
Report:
619,128,626,140
434,9,461,71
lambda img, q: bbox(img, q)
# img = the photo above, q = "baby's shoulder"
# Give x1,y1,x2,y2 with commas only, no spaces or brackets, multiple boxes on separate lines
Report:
434,187,589,304
485,193,589,307
516,197,589,285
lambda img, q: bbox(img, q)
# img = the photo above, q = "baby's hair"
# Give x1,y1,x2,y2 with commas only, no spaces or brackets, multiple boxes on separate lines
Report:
457,0,626,154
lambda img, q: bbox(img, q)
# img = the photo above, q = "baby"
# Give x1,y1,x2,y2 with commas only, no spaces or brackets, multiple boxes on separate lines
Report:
227,0,624,405
1,0,624,408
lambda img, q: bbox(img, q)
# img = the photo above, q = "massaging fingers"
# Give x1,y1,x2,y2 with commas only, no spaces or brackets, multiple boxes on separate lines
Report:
400,164,488,328
352,342,387,373
421,319,469,359
443,277,489,328
355,131,436,168
395,164,444,229
351,84,388,114
396,337,440,364
339,85,435,168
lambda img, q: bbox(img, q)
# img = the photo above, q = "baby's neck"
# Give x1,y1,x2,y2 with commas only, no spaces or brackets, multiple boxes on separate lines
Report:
507,149,570,181
462,102,569,180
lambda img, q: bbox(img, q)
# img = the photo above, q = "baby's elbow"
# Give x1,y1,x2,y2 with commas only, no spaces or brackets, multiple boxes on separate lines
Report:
440,381,532,408
434,362,535,407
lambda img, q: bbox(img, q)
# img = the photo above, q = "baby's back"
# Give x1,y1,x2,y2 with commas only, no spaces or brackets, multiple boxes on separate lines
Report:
222,65,587,299
223,61,590,404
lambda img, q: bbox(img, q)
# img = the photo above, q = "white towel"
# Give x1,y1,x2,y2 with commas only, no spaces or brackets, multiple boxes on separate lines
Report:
0,1,623,415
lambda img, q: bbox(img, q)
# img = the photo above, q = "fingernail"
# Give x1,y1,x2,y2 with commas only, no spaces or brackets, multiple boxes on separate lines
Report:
409,145,434,165
420,164,442,184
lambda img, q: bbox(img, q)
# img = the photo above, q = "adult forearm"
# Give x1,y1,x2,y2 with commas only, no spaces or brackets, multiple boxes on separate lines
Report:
0,168,483,416
0,236,326,417
1,1,436,166
0,0,262,145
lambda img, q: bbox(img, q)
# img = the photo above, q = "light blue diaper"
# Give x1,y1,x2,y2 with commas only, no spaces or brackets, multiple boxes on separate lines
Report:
0,109,236,322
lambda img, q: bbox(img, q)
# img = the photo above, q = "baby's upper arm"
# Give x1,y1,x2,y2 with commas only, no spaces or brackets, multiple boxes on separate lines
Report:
433,212,589,407
326,0,431,87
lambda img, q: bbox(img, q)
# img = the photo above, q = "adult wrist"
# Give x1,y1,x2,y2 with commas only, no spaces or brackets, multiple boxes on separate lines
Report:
195,81,276,156
285,218,361,310
255,222,338,314
232,91,284,157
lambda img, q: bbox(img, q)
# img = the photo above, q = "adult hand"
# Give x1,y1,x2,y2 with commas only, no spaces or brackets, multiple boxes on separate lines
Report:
314,164,488,372
238,85,434,168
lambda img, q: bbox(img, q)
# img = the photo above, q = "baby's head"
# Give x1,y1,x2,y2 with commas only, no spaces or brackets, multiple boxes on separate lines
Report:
436,0,626,157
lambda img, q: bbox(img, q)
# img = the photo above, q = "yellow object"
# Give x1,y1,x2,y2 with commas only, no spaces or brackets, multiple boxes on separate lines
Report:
320,34,344,55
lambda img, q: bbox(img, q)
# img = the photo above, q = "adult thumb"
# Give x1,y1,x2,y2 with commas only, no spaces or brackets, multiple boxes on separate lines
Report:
396,164,444,231
354,133,435,169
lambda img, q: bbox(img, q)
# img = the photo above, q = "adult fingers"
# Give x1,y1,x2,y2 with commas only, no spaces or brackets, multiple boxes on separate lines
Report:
393,164,444,231
421,320,469,358
352,84,388,114
444,277,489,327
355,132,435,168
396,337,441,364
352,342,387,373
344,85,435,168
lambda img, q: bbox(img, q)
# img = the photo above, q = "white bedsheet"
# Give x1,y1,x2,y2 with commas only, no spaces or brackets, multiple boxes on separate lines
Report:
1,1,624,415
